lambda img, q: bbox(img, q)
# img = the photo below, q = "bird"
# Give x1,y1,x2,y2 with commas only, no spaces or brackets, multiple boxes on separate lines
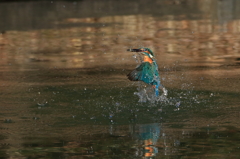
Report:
127,47,166,96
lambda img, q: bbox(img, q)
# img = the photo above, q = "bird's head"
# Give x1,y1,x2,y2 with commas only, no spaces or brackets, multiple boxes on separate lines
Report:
127,47,154,58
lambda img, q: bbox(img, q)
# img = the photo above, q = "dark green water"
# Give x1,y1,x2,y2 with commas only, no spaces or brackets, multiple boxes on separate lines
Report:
0,0,240,158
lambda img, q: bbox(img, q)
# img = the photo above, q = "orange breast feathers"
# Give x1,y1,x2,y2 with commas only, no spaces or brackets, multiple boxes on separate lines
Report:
143,55,153,64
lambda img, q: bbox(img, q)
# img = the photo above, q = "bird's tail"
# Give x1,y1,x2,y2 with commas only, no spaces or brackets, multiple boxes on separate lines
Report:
154,85,159,96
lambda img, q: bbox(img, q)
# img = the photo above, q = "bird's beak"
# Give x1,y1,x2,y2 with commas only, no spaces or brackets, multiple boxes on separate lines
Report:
127,49,143,52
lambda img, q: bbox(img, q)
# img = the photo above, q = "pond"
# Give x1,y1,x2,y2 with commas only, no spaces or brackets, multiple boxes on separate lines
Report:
0,0,240,158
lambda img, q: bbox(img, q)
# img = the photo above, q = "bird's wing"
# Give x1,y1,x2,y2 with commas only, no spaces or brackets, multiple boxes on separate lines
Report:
127,62,156,84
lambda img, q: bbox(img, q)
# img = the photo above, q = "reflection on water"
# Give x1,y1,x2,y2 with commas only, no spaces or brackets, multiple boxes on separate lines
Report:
1,0,240,70
0,0,240,158
137,123,160,158
110,123,161,158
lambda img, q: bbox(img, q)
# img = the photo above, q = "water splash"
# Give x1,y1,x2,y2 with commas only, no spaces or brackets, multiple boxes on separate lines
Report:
134,83,168,103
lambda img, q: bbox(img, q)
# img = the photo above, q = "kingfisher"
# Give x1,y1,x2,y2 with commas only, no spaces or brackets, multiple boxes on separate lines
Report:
127,47,167,96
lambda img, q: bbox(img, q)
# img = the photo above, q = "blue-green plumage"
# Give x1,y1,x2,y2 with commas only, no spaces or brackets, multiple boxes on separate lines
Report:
127,48,161,96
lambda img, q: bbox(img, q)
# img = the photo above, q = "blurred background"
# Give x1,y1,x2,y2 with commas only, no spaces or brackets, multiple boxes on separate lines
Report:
0,0,240,158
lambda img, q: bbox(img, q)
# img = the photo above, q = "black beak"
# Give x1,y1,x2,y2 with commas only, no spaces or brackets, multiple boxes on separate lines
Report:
127,49,142,52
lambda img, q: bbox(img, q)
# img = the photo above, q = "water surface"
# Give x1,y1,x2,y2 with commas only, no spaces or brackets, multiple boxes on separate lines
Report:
0,0,240,158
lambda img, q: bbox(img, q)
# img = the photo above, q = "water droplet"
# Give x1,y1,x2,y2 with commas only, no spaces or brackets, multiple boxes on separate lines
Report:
109,113,114,118
4,119,12,123
33,117,39,120
175,101,181,107
174,108,180,111
37,101,48,107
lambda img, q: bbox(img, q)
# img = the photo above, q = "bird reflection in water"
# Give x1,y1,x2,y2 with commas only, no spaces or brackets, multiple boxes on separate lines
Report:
109,122,160,158
138,123,160,158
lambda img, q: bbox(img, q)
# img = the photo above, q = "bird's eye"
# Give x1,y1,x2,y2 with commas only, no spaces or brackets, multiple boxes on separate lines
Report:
139,48,147,52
